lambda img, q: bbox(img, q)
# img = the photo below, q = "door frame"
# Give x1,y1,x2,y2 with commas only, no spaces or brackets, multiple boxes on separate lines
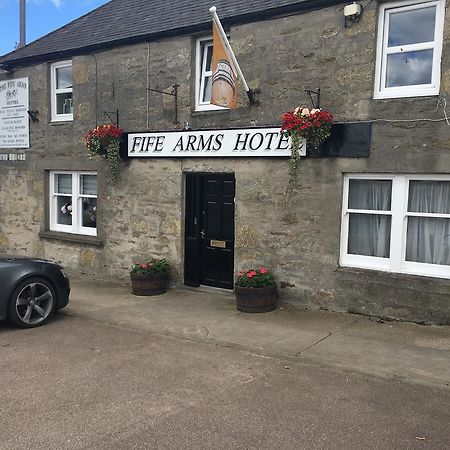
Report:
183,172,235,289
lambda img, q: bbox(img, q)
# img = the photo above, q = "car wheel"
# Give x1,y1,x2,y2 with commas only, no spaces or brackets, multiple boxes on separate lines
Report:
8,277,56,328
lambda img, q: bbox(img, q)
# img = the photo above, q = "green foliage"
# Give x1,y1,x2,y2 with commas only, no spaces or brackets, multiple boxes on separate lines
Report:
131,259,169,277
235,268,276,288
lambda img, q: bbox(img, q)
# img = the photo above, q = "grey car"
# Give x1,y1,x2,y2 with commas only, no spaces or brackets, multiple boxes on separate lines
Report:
0,255,70,328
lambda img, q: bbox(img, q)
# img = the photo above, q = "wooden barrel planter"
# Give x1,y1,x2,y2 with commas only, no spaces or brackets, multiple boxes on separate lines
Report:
234,284,278,313
130,272,169,296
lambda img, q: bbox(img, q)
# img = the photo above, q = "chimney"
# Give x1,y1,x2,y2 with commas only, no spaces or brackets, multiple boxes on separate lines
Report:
19,0,26,48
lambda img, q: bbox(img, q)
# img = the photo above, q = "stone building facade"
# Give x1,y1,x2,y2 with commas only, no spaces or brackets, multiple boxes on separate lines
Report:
0,0,449,323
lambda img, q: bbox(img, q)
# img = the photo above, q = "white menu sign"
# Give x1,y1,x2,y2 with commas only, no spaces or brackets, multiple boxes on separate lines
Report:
128,127,306,158
0,78,29,149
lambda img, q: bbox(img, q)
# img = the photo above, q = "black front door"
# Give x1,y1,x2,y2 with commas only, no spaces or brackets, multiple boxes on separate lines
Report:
184,173,235,289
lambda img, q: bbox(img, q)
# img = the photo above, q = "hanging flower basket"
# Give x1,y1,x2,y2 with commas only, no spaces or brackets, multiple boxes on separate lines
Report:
85,124,123,184
281,107,333,192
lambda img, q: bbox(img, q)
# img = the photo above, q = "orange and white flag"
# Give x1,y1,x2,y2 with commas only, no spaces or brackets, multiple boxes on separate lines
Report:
211,20,238,108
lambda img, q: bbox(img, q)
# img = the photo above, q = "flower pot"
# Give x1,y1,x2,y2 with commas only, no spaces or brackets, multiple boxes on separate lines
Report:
130,272,168,296
234,284,278,313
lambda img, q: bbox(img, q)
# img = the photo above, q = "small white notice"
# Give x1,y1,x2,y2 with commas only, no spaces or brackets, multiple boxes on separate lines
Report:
0,78,30,149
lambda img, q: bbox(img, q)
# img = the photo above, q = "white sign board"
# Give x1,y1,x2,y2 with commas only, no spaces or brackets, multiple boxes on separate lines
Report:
128,127,306,158
0,78,29,149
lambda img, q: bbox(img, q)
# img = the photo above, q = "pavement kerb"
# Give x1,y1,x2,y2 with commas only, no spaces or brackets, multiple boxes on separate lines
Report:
60,308,450,392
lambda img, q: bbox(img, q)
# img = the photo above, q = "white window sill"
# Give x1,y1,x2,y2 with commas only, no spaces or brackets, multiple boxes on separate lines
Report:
374,89,440,100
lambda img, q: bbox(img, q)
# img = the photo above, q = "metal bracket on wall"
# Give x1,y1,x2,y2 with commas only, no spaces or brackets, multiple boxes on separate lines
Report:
104,109,120,126
305,88,321,109
148,84,179,124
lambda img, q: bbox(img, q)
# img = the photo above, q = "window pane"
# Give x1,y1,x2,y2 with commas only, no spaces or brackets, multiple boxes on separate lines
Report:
56,66,72,89
55,174,72,194
82,198,97,228
56,93,73,115
348,180,392,210
386,50,433,87
408,181,450,214
56,196,72,225
81,175,97,196
348,213,391,258
406,217,450,265
388,6,436,47
202,76,212,103
205,44,213,71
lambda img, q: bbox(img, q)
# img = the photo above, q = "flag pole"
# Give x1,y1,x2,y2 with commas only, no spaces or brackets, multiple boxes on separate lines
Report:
209,6,257,104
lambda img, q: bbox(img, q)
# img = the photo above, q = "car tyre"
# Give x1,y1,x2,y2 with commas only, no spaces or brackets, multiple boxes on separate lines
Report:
8,277,57,328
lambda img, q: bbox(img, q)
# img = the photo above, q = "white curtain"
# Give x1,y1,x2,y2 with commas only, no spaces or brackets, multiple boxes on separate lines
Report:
348,180,392,258
406,181,450,265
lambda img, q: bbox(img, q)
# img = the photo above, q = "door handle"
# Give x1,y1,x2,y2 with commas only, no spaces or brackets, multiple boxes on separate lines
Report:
200,230,206,239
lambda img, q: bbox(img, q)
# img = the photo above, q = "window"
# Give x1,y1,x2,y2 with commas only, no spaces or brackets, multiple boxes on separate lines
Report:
341,175,450,279
195,37,225,111
49,171,97,236
51,61,73,121
374,0,445,99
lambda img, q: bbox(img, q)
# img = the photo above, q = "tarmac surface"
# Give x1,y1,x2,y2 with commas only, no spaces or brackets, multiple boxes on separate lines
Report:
1,278,449,449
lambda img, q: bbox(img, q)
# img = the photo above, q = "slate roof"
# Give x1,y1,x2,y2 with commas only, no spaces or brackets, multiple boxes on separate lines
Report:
0,0,339,69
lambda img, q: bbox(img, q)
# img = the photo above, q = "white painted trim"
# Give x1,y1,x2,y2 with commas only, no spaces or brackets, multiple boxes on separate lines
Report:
50,60,73,122
49,171,97,236
340,174,450,279
195,36,227,112
373,0,445,99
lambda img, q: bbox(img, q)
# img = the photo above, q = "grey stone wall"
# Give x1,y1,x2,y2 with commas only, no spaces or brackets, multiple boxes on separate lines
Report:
0,1,449,323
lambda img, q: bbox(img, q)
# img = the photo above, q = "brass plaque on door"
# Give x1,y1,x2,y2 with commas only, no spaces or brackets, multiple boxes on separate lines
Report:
210,240,226,249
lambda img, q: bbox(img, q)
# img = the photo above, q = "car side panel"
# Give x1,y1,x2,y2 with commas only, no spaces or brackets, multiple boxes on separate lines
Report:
0,261,70,321
0,263,37,320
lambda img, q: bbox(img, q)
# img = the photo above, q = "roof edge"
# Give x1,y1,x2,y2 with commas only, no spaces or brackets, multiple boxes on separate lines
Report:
0,0,344,70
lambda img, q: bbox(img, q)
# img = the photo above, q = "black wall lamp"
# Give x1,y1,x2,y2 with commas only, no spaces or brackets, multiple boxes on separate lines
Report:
27,109,39,123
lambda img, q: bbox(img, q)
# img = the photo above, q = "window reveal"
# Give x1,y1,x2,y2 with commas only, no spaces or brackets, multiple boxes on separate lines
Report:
341,175,450,279
51,61,73,121
374,0,445,99
50,171,97,236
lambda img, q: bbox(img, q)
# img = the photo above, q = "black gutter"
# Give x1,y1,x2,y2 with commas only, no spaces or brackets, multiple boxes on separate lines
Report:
0,0,346,71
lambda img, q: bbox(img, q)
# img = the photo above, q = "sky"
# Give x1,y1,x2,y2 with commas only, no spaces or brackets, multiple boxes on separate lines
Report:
0,0,110,56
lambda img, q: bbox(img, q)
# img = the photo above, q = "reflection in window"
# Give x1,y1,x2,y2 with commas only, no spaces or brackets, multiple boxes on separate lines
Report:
388,6,436,47
386,50,433,87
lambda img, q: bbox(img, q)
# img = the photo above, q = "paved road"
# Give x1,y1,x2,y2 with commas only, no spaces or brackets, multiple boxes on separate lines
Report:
1,315,449,449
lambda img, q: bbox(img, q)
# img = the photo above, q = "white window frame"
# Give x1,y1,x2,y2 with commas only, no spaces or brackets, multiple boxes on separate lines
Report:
51,60,73,122
340,174,450,279
373,0,445,99
195,36,226,112
49,171,97,236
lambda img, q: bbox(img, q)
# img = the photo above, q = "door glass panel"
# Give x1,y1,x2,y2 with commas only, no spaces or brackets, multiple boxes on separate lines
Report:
348,213,391,258
386,50,433,87
388,6,436,47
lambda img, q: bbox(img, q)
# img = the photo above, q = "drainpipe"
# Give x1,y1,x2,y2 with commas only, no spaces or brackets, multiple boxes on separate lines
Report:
19,0,26,48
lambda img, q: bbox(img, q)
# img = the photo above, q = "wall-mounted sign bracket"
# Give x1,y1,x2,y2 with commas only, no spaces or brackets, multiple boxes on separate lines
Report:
305,88,321,109
104,109,120,126
148,84,179,124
